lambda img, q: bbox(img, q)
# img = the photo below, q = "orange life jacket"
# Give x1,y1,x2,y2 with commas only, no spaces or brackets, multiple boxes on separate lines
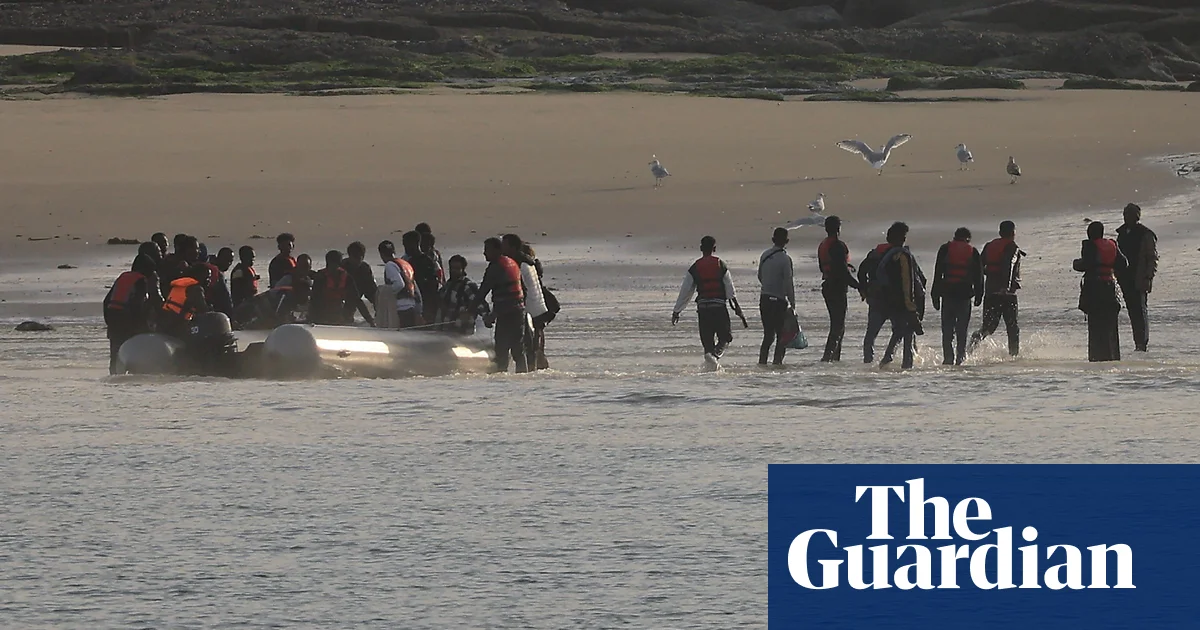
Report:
1092,237,1118,282
106,271,145,311
689,255,726,300
493,255,525,303
944,240,973,283
818,236,847,280
391,258,417,298
162,277,201,320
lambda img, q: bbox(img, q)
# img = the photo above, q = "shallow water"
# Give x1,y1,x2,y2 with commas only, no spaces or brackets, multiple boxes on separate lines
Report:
2,193,1199,627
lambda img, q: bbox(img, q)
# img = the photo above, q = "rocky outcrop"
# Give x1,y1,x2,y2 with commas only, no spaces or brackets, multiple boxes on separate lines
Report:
15,321,53,332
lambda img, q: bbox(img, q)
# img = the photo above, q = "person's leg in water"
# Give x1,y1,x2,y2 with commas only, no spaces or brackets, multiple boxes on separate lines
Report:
533,321,549,370
1119,277,1148,350
821,283,847,362
952,297,972,365
940,299,955,365
494,310,529,373
759,296,786,365
863,300,887,363
881,312,903,365
711,307,733,359
1001,296,1020,356
969,295,1003,352
697,307,718,356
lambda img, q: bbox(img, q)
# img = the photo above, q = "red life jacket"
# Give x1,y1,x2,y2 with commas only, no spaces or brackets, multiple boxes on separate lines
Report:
390,258,417,298
322,268,349,304
944,240,973,283
106,271,145,311
1092,238,1118,282
238,264,259,293
874,243,890,256
690,255,726,300
202,262,222,301
983,237,1015,274
818,237,848,280
493,255,525,303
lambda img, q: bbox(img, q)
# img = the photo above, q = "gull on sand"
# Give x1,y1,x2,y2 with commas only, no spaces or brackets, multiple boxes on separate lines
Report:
807,193,826,214
837,134,912,175
649,155,670,188
956,143,974,170
1007,156,1022,184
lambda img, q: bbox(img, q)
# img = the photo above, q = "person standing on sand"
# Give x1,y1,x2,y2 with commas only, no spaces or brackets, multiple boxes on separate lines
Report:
857,237,893,364
970,220,1024,357
931,227,983,366
672,235,742,366
1116,203,1158,352
758,227,795,366
877,222,925,369
268,232,296,289
470,238,529,374
816,216,860,362
1074,221,1128,362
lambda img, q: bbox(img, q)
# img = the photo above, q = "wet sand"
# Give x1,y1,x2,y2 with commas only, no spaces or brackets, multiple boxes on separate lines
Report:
0,89,1195,262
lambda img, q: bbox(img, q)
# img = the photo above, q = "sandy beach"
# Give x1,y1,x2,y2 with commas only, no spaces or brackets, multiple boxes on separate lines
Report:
1,89,1196,264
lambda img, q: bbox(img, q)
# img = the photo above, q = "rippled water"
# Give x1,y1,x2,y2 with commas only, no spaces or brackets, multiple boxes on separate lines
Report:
3,194,1200,627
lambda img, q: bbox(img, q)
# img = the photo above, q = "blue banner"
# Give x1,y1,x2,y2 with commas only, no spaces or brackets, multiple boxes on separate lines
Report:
768,465,1200,629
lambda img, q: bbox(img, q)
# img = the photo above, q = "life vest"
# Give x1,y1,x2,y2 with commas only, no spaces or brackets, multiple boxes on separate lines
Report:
234,264,258,292
390,258,417,298
943,240,973,283
1092,238,1118,282
162,277,201,320
202,262,222,300
818,237,848,280
689,255,726,300
321,269,349,304
493,255,525,303
105,271,145,311
983,237,1015,275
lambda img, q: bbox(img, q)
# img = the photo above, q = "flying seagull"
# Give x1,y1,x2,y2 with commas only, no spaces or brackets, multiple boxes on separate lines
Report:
837,134,912,175
808,193,826,214
1007,156,1022,184
649,155,670,188
956,143,974,170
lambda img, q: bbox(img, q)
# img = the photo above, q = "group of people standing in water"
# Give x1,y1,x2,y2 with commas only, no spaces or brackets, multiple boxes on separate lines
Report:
102,223,561,375
672,202,1159,368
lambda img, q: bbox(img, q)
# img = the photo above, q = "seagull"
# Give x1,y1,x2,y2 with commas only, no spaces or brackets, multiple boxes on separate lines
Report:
649,155,670,188
956,143,974,170
1007,156,1022,184
808,193,826,214
837,134,912,175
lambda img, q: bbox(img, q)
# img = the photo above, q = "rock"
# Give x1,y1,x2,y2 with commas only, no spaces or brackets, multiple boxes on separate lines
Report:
1187,80,1200,90
1160,54,1200,79
780,6,844,29
66,60,156,86
15,321,53,332
107,237,140,245
57,264,77,269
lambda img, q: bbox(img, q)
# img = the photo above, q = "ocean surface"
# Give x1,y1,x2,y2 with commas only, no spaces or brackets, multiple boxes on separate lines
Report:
3,190,1199,628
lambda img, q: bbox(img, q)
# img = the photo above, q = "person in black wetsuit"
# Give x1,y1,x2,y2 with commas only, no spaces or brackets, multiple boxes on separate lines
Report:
1116,203,1158,352
816,216,860,362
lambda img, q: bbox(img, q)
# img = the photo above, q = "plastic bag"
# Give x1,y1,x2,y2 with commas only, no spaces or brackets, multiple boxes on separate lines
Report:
781,309,808,350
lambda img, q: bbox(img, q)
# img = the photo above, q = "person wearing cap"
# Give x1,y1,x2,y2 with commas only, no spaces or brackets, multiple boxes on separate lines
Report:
1116,202,1158,351
673,235,742,365
931,227,984,365
758,227,795,366
816,215,860,362
970,220,1025,357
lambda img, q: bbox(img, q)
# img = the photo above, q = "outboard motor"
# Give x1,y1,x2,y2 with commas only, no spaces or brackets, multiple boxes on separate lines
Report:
183,312,239,376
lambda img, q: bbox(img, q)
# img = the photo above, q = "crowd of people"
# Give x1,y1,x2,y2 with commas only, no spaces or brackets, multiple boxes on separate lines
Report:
672,202,1159,368
102,223,561,375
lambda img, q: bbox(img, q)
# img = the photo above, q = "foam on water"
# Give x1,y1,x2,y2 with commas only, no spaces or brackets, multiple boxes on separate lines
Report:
2,185,1199,627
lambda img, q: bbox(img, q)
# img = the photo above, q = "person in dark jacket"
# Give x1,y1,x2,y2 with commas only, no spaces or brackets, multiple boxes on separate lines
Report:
857,238,893,363
103,254,160,374
1075,221,1128,362
401,230,442,325
437,255,489,334
151,232,169,260
816,216,860,362
970,221,1025,357
341,241,378,323
1116,203,1158,351
159,233,196,296
268,232,296,289
931,227,984,365
229,246,259,308
878,222,924,369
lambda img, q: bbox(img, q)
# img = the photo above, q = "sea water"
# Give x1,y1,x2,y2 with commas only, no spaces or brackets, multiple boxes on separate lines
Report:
2,192,1199,627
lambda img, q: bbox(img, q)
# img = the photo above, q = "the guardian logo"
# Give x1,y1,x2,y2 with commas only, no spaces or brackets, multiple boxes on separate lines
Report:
788,478,1135,591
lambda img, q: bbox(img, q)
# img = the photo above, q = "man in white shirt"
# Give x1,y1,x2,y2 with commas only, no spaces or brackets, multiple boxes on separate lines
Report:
377,240,423,329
